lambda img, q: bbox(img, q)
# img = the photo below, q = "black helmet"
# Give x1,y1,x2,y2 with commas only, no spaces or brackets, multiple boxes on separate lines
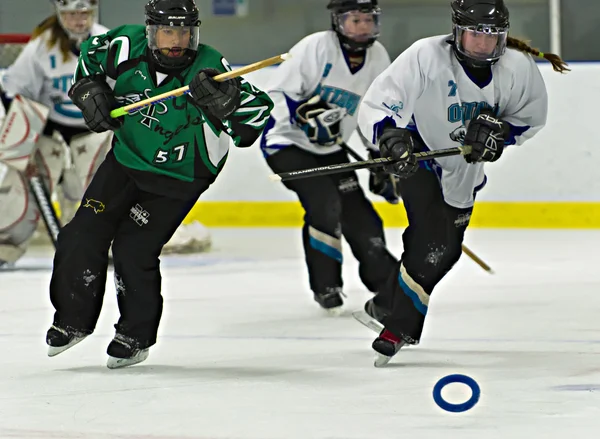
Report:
327,0,381,53
451,0,510,68
145,0,201,70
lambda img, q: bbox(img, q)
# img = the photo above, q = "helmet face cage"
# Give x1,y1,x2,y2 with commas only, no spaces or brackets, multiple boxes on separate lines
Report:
52,0,98,41
453,23,508,63
330,4,381,53
145,0,201,70
146,24,200,69
333,8,381,46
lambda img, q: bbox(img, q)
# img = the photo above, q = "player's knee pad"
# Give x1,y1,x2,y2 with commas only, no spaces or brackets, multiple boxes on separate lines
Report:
305,189,343,231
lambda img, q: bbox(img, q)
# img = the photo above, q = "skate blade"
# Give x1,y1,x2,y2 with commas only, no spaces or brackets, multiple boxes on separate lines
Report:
47,335,88,357
352,310,384,334
374,353,392,368
106,349,149,369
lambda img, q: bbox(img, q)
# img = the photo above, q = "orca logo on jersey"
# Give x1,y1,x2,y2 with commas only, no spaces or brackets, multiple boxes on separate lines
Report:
449,126,466,144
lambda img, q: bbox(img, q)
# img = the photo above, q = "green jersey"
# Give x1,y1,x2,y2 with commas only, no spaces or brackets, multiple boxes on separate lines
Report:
74,24,273,182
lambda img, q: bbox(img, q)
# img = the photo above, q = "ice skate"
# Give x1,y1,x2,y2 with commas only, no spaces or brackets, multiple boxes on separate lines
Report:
371,329,406,367
106,334,150,369
314,287,345,316
353,299,407,366
352,298,386,332
46,325,89,357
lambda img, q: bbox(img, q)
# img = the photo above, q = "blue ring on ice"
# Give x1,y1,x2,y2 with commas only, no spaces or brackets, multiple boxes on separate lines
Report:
432,374,480,413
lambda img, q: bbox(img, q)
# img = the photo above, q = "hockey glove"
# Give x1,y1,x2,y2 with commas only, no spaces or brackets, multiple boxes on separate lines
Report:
68,76,123,133
295,96,346,146
378,127,419,178
189,68,242,120
368,150,399,204
463,109,510,163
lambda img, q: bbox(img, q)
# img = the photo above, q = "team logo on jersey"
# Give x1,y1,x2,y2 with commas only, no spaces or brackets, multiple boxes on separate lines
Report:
447,101,499,125
83,198,105,214
382,101,404,116
117,89,169,129
449,126,466,144
447,102,500,144
316,85,361,116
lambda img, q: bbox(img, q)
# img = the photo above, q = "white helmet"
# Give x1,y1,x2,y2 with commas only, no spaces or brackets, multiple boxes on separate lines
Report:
51,0,99,42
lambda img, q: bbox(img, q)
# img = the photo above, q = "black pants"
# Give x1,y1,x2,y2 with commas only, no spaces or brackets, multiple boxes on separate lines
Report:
266,146,397,295
373,166,473,343
49,151,213,348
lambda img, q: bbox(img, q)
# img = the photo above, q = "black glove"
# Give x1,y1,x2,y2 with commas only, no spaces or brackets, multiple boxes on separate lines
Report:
68,76,122,133
189,68,241,119
295,96,346,146
378,127,419,178
368,150,399,204
463,109,510,163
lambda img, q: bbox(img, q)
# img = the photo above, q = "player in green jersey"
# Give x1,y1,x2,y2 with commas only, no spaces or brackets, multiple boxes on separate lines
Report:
45,0,274,369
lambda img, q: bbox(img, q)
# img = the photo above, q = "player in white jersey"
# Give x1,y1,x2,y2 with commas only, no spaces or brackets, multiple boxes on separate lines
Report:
260,0,399,314
355,0,569,365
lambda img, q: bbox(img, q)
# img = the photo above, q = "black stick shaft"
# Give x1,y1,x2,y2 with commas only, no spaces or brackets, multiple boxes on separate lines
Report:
271,145,470,182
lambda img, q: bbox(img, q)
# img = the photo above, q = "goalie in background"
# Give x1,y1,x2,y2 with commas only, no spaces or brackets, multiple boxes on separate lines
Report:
259,0,399,315
45,0,273,368
0,0,109,267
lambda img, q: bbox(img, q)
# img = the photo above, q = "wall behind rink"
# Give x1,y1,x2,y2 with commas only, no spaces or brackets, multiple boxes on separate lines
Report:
1,62,596,228
186,62,600,228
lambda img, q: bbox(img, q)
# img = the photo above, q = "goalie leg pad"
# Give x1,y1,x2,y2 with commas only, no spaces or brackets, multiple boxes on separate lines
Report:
0,95,50,172
33,135,66,196
0,163,40,263
62,131,112,202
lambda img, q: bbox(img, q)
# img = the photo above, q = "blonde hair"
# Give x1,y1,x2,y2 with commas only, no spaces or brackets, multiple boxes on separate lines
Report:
507,36,570,73
30,15,72,63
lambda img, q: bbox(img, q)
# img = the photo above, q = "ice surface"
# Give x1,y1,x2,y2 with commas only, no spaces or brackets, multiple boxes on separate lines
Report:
1,229,599,439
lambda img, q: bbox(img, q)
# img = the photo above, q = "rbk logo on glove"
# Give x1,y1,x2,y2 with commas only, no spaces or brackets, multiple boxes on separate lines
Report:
463,109,508,163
